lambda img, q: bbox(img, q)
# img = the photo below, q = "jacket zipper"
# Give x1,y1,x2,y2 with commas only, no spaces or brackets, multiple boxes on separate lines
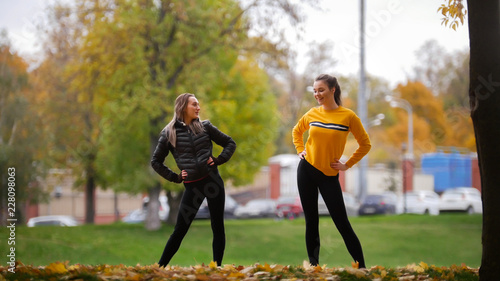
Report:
187,127,201,177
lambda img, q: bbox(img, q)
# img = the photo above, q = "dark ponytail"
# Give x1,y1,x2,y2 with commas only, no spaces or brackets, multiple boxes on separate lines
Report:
315,74,342,106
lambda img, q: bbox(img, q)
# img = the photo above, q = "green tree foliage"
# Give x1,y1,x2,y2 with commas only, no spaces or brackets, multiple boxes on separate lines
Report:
77,0,264,229
34,0,304,228
31,3,105,224
0,31,47,224
205,57,279,186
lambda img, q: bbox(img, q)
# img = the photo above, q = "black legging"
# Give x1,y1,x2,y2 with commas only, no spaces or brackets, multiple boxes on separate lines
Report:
158,172,226,267
297,159,365,268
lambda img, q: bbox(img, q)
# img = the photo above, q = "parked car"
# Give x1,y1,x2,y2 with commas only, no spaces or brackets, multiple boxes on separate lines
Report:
234,198,277,218
343,192,360,217
122,195,169,223
122,209,147,223
142,195,169,220
27,215,80,227
401,190,440,215
439,187,482,214
275,196,303,219
358,192,398,216
318,192,359,217
195,194,239,219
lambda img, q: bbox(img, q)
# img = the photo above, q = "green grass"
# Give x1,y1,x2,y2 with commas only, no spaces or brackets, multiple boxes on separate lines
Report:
1,214,481,268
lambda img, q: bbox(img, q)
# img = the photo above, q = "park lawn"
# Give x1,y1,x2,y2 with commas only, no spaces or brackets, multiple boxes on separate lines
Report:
2,214,481,268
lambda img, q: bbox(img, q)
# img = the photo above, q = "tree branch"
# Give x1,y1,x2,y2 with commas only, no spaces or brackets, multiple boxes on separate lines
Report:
7,120,18,146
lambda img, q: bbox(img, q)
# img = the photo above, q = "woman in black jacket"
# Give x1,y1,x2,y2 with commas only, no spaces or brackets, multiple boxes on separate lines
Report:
151,93,236,267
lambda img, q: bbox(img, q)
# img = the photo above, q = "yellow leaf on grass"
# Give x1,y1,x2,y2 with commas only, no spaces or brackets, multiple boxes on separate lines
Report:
222,264,237,272
209,261,217,270
419,261,429,270
67,264,80,271
258,263,272,272
45,262,68,274
227,272,246,278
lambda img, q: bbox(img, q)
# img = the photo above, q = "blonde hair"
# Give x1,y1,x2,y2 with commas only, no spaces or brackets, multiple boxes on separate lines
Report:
165,93,205,147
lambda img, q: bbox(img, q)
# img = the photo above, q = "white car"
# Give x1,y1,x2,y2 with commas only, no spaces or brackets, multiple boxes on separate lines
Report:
142,195,169,220
439,187,482,214
123,195,169,223
318,192,359,217
27,215,80,227
401,190,440,215
195,194,240,219
234,199,276,218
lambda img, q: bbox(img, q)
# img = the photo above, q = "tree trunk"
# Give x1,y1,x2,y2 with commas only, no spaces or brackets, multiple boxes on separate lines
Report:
84,172,96,224
145,184,162,231
146,133,163,230
468,1,500,280
166,190,183,225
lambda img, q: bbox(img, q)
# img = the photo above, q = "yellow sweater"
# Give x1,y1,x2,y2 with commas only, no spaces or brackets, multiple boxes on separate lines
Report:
292,106,371,176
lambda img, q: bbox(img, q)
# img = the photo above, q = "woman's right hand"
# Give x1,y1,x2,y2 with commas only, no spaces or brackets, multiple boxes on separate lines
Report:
181,170,188,180
298,150,307,159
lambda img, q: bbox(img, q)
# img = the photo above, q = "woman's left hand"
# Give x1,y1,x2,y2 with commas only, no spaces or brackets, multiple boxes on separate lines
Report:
330,159,348,171
208,157,215,166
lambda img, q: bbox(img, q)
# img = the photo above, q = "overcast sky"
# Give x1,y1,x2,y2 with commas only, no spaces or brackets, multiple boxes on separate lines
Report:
1,0,469,86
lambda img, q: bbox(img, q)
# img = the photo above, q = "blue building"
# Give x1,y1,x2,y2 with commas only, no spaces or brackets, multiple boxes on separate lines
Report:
421,152,473,193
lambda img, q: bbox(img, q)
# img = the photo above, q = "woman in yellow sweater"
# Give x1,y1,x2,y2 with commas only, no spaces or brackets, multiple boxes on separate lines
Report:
292,74,371,268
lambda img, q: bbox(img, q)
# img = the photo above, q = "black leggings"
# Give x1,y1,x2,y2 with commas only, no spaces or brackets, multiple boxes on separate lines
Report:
158,173,226,267
297,159,365,268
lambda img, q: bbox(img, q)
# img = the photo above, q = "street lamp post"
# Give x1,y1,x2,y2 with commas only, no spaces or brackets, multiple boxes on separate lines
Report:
385,96,414,212
401,143,407,213
385,96,413,159
358,0,368,203
355,113,385,203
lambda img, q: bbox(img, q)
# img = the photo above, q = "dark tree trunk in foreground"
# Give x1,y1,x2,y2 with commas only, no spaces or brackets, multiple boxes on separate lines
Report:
468,1,500,280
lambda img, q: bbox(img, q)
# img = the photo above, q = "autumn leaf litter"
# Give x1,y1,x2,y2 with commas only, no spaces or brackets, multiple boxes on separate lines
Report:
0,260,479,280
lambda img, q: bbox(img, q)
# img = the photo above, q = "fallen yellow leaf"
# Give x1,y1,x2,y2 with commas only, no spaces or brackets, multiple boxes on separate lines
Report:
209,261,217,270
45,262,68,274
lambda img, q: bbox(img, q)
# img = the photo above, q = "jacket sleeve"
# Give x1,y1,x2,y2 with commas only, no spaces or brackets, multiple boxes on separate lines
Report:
150,130,183,183
204,121,236,165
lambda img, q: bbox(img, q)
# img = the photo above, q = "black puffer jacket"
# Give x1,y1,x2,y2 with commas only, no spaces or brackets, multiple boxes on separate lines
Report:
151,120,236,183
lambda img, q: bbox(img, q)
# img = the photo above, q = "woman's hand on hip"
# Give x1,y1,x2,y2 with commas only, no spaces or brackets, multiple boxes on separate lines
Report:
298,150,307,159
181,170,188,179
330,159,348,171
207,157,215,166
